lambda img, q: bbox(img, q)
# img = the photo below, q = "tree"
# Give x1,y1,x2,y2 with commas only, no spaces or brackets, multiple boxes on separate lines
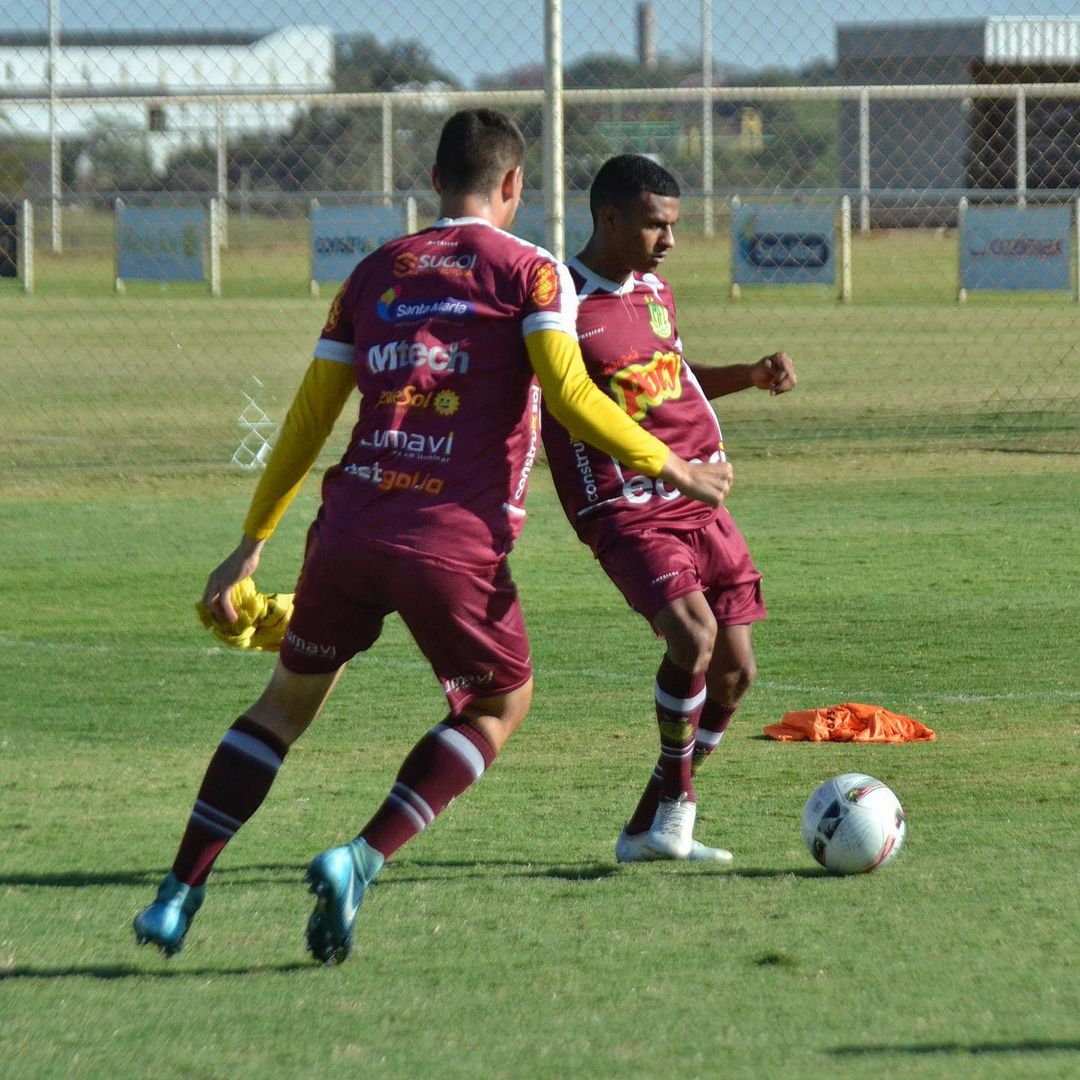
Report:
335,35,461,92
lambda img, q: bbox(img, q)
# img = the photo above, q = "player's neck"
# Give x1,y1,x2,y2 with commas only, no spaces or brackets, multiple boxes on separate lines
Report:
438,193,513,230
575,240,633,286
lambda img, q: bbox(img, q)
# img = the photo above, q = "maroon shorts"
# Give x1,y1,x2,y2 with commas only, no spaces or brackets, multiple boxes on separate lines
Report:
281,523,532,714
596,511,766,627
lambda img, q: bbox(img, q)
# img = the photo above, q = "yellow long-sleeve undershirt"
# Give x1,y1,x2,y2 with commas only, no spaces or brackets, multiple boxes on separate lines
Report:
242,331,669,541
523,330,668,474
243,358,356,540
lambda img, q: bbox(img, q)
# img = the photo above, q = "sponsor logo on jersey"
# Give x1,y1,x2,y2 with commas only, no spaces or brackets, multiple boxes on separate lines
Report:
512,384,542,502
578,325,606,341
376,385,461,416
394,251,479,277
359,427,455,461
367,339,471,375
619,449,722,506
376,286,476,324
570,439,599,504
322,283,347,334
530,263,559,307
646,297,672,339
342,460,446,495
610,349,682,420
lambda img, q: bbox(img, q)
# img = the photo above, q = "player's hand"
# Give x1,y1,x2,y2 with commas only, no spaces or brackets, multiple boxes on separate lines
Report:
750,352,797,395
659,454,733,508
202,534,266,625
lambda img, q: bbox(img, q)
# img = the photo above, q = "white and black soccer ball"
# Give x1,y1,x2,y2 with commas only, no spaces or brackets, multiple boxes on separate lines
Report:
801,773,905,874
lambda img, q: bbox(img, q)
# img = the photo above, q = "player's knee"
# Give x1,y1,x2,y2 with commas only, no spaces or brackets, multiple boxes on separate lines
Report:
462,678,533,750
714,656,757,702
667,617,716,672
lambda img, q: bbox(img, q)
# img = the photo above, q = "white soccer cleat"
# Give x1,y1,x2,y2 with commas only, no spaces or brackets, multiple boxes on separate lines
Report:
648,793,696,858
616,828,733,865
613,794,701,862
686,839,734,865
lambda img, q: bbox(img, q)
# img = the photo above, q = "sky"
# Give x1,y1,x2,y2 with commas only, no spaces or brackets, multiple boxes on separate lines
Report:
3,0,1077,86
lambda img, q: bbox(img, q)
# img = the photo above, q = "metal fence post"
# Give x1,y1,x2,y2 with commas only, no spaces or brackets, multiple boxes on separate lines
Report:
382,97,394,208
859,87,871,234
216,102,229,249
543,0,565,259
701,0,714,238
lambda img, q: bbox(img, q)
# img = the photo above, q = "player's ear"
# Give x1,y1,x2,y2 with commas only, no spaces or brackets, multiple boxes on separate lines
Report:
431,165,443,195
500,165,523,203
598,204,619,236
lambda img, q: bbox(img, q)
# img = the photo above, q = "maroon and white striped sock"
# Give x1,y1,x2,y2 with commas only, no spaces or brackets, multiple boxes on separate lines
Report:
693,701,739,774
171,716,289,886
625,655,705,834
359,719,497,860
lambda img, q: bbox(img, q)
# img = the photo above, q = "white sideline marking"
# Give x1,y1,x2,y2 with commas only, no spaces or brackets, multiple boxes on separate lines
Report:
1,634,1078,704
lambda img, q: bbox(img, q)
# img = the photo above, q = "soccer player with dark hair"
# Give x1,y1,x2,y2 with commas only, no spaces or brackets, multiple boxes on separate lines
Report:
543,154,797,864
133,115,733,963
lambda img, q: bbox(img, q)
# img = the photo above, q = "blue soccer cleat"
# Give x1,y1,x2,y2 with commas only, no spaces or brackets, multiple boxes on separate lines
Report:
133,871,206,957
304,838,384,966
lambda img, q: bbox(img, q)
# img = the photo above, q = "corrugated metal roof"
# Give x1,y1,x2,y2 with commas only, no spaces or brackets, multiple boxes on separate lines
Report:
984,18,1080,64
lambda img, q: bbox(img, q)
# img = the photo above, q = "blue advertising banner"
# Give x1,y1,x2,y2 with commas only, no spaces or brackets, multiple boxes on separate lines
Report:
512,205,593,257
961,206,1072,292
311,206,406,283
116,205,205,282
731,206,835,285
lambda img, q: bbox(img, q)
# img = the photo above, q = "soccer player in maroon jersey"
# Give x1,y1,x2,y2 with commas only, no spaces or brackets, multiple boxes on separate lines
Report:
542,155,797,865
133,113,733,963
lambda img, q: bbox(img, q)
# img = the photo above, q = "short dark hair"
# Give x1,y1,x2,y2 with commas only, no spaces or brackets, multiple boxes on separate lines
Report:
589,155,681,222
434,109,526,195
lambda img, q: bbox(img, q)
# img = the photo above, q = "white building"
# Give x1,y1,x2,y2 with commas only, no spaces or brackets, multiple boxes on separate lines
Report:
0,28,335,173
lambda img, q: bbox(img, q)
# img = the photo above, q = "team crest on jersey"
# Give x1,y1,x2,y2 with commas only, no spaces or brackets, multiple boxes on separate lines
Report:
394,251,418,276
323,283,347,333
610,350,683,421
531,263,559,307
646,297,672,339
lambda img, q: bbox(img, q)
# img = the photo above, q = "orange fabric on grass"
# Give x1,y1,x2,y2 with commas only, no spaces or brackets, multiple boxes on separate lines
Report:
764,702,936,743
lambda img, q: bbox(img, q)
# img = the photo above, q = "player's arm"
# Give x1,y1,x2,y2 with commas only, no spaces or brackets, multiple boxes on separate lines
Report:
692,352,797,399
203,357,356,623
525,329,732,508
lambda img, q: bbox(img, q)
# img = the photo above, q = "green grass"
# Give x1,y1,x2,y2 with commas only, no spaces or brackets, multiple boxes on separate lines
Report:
3,222,1078,489
1,452,1078,1079
1,225,1079,1077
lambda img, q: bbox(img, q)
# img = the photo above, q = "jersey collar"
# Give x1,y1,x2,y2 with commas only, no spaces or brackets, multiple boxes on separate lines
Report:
567,256,635,296
433,216,496,229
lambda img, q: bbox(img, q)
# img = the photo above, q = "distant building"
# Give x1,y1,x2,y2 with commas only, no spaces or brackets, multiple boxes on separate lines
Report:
0,28,334,173
837,18,1080,220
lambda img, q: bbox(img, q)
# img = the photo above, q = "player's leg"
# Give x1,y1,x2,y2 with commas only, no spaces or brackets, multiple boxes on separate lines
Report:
695,622,756,773
304,555,534,965
133,661,342,956
619,591,714,859
304,682,533,966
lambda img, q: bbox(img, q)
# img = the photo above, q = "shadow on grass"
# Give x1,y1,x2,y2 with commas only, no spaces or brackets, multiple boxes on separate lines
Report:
0,962,313,982
831,1040,1080,1056
0,859,826,891
0,859,626,889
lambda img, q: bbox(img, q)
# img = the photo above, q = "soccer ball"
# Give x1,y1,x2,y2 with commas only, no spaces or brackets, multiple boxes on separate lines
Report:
801,773,905,874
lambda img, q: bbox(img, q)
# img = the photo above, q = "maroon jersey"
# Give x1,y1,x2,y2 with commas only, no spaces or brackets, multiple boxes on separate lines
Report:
542,257,724,552
313,217,576,570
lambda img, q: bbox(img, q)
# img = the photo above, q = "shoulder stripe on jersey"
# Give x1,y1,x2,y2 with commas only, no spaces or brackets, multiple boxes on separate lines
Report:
313,338,354,363
523,311,578,338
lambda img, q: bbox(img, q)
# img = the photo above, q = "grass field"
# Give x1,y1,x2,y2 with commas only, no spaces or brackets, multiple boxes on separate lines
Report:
1,225,1079,1078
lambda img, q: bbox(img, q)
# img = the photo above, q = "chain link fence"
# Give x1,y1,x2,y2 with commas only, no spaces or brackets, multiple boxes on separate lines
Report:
2,1,1078,495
